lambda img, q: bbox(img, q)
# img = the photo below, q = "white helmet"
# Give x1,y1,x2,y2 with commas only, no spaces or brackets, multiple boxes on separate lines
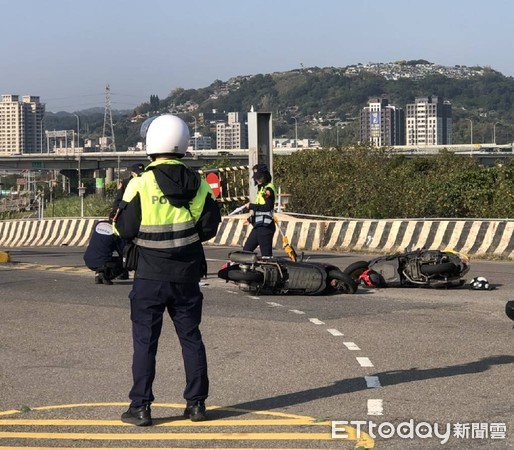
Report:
140,114,190,157
469,276,491,290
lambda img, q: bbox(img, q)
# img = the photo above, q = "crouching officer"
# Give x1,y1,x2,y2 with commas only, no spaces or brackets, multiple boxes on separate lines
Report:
83,211,126,285
114,114,221,426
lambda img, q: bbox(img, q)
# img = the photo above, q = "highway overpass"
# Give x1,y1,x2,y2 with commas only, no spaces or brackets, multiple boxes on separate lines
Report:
0,143,513,173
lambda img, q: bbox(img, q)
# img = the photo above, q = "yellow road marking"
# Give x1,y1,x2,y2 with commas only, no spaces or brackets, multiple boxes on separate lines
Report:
0,447,342,450
0,402,374,448
0,402,312,420
0,431,334,440
2,263,89,274
0,418,326,426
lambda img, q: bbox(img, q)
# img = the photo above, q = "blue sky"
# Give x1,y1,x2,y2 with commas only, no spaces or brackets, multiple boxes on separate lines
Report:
2,0,512,112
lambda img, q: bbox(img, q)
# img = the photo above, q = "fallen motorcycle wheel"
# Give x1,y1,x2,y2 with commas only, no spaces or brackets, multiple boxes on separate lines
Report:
328,269,358,294
343,261,370,282
224,269,264,283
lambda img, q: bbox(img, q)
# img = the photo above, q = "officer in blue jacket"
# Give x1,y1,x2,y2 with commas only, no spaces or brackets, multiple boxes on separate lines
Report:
83,211,125,285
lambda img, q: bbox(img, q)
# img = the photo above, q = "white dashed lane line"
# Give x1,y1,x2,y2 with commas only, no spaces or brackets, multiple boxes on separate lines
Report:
308,318,325,325
266,301,283,307
343,342,361,351
229,289,385,417
327,328,344,336
356,357,374,368
367,399,384,416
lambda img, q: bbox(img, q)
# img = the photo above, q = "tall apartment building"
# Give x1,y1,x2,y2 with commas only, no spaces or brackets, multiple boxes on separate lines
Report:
216,112,248,150
360,98,405,146
0,94,45,154
406,96,452,145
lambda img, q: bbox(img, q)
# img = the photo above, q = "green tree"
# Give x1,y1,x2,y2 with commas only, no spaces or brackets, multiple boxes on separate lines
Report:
150,95,160,111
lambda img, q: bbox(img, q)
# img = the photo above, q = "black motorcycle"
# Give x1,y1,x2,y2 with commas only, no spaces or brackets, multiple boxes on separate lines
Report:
344,249,470,288
218,251,357,295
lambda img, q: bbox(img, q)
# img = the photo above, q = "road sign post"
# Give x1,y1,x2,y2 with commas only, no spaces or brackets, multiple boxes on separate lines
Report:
206,172,221,198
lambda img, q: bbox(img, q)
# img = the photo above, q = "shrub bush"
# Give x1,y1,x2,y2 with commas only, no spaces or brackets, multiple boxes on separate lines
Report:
274,146,514,219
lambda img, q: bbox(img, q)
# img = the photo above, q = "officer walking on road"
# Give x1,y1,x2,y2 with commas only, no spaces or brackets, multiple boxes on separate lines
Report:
242,166,276,257
114,114,221,426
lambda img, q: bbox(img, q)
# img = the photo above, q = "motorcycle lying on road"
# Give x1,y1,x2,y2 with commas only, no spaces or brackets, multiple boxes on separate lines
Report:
344,249,470,288
218,251,358,295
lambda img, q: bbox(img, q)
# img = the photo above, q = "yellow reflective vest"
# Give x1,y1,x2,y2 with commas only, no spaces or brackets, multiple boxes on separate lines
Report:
252,182,276,227
114,159,218,282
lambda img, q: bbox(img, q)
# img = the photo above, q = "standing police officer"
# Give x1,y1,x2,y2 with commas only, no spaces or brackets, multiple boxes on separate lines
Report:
243,167,276,257
112,163,145,211
114,114,221,426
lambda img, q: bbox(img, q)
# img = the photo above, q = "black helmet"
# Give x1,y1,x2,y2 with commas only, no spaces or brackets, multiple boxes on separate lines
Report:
130,163,145,175
252,163,268,173
252,169,272,185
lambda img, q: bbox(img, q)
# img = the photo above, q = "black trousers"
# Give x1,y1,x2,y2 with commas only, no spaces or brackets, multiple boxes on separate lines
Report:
128,278,208,408
243,224,276,257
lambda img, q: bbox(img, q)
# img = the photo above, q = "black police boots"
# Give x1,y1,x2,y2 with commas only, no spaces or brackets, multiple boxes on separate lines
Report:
121,404,152,426
183,401,207,422
94,272,113,285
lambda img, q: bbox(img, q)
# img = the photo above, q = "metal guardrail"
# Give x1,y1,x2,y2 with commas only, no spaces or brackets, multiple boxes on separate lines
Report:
0,192,35,213
198,165,250,203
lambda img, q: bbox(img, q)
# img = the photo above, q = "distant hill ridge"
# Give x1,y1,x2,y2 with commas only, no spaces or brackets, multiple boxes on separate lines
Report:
47,60,514,148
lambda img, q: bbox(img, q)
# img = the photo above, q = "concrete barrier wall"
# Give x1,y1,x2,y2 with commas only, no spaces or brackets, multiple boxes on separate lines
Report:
212,214,514,259
0,218,96,248
2,214,514,259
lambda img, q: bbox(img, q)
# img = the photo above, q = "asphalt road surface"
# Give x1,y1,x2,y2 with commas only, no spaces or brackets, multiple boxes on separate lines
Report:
0,245,513,449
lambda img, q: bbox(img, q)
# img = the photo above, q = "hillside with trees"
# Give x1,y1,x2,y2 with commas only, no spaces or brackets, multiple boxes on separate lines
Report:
47,61,514,149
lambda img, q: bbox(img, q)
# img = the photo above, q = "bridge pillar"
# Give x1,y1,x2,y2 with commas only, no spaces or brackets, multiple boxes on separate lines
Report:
60,169,78,193
106,168,114,184
247,111,273,200
60,169,97,194
94,169,106,197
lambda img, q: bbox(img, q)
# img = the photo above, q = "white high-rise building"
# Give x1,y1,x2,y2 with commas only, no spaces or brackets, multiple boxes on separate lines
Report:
405,96,452,145
0,94,45,154
216,112,248,150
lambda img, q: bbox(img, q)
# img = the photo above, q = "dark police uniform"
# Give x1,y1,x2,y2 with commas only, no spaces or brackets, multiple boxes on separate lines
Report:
243,179,276,257
83,219,125,284
112,163,145,211
113,159,220,410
